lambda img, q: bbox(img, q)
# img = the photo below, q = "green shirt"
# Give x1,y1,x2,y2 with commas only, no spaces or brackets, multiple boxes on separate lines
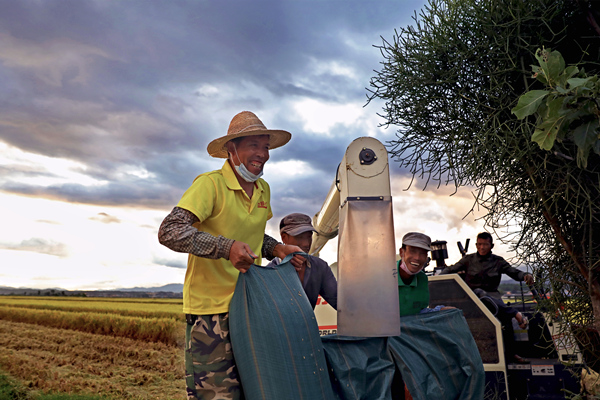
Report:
397,260,430,316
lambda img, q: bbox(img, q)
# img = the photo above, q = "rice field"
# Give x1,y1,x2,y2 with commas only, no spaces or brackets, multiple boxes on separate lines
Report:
0,296,184,321
0,296,187,399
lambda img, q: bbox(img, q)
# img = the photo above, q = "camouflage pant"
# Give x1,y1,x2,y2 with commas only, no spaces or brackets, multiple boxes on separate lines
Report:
185,313,244,400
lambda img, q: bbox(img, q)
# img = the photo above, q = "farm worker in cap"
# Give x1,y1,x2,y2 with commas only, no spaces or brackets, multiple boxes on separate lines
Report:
398,232,453,316
158,111,302,400
266,212,338,309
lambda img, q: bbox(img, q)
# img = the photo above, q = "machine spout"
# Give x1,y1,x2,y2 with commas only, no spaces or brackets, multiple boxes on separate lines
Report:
313,137,400,337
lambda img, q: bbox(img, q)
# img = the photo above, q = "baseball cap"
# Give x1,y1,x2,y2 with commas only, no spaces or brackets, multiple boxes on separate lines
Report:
402,232,432,252
279,213,316,236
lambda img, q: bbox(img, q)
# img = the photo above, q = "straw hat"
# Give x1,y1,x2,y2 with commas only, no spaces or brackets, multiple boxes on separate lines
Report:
207,111,292,158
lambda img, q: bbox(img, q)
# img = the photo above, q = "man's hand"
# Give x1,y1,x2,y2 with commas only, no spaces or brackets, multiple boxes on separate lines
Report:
273,243,303,259
273,243,305,269
289,255,306,271
229,241,257,273
524,273,534,286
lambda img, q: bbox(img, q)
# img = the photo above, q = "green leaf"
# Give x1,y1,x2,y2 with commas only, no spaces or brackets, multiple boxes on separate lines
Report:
563,108,588,124
573,120,599,168
534,48,565,86
532,65,547,85
512,90,549,119
532,127,557,150
531,117,562,150
567,77,590,89
564,66,580,80
535,49,551,84
546,96,565,117
547,50,565,83
573,120,600,148
534,48,548,66
581,99,599,114
576,147,589,169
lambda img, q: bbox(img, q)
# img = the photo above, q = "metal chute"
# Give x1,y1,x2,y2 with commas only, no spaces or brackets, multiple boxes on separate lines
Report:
310,137,400,337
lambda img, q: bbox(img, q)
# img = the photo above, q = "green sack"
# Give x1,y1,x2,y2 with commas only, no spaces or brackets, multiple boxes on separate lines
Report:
321,310,485,399
229,253,335,400
388,310,485,400
321,336,395,400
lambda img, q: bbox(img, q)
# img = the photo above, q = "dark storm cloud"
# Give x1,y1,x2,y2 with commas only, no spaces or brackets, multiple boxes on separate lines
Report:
153,256,187,270
0,0,427,208
1,179,179,208
0,164,57,179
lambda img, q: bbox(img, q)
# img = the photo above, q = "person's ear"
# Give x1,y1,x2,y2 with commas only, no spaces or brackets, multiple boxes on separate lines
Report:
490,243,494,249
226,142,234,157
281,232,289,244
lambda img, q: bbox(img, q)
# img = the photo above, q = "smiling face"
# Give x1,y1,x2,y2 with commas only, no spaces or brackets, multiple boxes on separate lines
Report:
228,134,270,175
399,245,428,274
475,237,493,256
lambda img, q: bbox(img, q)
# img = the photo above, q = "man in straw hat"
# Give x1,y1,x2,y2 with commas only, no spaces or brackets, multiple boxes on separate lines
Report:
159,111,302,399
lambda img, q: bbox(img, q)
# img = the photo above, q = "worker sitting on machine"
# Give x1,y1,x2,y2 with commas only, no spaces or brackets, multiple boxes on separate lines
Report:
440,231,534,363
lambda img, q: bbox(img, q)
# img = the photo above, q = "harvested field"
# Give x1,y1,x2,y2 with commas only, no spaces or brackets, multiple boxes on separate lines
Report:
0,296,184,321
0,320,186,400
0,306,183,347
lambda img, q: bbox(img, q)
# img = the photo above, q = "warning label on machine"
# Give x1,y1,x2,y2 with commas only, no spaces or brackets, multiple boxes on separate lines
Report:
531,365,555,376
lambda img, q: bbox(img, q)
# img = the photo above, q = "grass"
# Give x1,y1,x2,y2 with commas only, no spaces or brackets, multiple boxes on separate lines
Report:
0,372,106,399
0,373,29,400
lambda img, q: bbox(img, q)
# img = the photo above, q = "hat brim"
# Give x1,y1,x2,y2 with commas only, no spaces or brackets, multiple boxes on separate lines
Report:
207,129,292,158
403,240,431,252
281,225,317,237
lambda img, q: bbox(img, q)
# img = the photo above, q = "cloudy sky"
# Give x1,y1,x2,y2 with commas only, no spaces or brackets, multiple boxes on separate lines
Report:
0,0,514,290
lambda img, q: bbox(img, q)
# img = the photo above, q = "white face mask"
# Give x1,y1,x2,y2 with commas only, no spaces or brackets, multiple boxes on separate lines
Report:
230,143,263,183
399,260,422,276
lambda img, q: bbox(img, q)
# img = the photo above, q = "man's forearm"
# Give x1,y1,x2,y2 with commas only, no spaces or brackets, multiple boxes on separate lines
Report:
439,264,457,274
158,207,234,259
502,261,527,282
262,234,280,260
441,257,466,274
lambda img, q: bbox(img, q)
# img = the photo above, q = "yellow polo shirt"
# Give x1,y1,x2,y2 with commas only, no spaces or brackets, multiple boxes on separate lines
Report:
177,160,272,315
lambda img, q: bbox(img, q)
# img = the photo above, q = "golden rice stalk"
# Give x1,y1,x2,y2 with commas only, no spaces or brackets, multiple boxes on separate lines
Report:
0,305,183,346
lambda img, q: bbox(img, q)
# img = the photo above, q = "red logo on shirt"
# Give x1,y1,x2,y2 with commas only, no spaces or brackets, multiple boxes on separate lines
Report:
257,201,268,209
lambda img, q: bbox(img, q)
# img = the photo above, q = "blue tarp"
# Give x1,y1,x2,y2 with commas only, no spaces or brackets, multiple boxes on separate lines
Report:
230,255,484,400
321,310,485,400
389,310,485,399
320,336,395,400
229,255,335,400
